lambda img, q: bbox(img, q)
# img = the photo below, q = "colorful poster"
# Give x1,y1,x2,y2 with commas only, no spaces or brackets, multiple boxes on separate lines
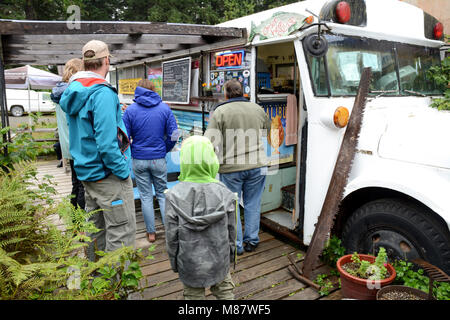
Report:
148,67,163,96
261,102,295,165
209,69,251,97
119,78,142,95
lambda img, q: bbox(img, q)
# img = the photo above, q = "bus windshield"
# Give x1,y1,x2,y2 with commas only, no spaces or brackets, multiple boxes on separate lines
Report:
305,34,444,97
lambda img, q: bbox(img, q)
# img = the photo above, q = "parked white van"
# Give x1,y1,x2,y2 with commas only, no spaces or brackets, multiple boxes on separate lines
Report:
6,88,56,117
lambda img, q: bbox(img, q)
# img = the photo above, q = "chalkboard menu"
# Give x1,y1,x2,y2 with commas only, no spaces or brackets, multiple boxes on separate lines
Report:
162,57,191,104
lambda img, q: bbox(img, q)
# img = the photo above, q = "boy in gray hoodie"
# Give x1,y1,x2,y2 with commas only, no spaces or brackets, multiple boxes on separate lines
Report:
164,135,237,300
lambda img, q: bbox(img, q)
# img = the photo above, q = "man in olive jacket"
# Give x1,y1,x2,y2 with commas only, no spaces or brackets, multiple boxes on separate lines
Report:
205,79,270,255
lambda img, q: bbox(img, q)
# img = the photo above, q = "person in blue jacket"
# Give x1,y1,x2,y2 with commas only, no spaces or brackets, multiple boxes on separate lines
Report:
122,79,179,243
59,40,136,261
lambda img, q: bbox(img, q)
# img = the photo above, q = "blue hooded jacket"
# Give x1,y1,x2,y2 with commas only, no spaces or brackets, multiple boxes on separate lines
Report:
59,72,131,182
122,86,179,160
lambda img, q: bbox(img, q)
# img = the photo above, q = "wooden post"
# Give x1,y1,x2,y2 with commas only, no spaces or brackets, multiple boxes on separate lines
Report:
0,35,9,158
115,67,119,92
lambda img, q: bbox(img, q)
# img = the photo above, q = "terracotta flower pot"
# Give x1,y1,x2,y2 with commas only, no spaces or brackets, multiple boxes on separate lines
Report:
337,254,396,300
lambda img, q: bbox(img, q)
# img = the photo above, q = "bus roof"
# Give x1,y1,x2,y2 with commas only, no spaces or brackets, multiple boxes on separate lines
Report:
217,0,443,45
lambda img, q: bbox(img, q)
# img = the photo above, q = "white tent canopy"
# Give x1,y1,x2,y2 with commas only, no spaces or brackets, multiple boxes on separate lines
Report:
5,65,61,89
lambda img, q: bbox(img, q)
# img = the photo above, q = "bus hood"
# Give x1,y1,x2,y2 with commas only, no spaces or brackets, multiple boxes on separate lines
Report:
377,102,450,170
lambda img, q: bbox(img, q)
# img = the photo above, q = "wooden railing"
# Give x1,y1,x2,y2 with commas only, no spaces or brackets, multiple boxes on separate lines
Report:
12,127,58,143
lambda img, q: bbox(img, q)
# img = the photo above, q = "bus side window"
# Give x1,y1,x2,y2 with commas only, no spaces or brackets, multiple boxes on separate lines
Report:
307,55,328,96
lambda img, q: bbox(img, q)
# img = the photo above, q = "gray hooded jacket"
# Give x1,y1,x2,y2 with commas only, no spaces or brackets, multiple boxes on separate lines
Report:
165,181,237,288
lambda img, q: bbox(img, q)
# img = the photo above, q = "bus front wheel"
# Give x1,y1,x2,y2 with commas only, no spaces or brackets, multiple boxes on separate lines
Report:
341,198,450,274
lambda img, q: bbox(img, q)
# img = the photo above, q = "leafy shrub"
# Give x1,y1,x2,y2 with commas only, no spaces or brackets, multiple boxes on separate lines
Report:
321,235,346,268
393,260,450,300
0,113,54,170
0,162,151,300
427,54,450,111
314,273,334,296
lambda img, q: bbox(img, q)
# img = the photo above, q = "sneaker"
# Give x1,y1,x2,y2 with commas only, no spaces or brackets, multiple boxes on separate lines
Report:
244,242,258,252
237,248,244,256
57,160,63,168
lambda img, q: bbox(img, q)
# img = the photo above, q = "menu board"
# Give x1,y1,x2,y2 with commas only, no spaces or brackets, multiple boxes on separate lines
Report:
118,78,142,95
162,57,191,104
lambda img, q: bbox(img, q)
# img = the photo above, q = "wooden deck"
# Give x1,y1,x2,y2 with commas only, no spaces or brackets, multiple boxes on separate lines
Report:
35,159,342,300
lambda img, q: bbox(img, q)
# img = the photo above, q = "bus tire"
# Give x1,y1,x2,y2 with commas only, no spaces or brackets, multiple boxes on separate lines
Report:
11,105,24,117
341,198,450,274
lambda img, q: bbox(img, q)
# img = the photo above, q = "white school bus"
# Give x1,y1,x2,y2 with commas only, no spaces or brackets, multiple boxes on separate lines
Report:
217,0,449,273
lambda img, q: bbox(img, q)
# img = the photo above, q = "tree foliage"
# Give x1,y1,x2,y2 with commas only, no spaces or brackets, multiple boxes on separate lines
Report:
427,52,450,111
0,0,302,23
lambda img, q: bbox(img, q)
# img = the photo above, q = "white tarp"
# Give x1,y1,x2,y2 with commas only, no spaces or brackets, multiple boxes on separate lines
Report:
5,65,62,89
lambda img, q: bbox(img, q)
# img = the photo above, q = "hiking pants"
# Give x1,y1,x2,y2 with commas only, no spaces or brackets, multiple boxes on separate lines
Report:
83,174,136,261
183,272,235,300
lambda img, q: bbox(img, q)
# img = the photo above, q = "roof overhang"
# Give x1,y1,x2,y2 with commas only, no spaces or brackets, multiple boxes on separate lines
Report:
0,20,247,66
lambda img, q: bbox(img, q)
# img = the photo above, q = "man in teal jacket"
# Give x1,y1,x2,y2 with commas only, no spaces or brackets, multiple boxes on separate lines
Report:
60,40,136,261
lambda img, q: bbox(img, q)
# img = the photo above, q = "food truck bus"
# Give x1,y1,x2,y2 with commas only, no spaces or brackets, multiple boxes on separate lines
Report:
116,0,450,273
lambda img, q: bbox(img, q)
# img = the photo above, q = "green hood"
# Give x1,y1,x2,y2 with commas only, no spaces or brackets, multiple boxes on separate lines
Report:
178,136,219,183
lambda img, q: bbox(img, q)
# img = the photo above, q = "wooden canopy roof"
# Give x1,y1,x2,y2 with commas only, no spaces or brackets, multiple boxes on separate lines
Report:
0,20,248,66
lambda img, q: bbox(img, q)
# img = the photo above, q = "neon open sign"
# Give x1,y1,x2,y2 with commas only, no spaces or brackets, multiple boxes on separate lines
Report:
215,50,245,69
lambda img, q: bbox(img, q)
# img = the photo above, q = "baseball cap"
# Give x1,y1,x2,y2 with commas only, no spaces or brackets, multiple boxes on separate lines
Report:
82,40,113,60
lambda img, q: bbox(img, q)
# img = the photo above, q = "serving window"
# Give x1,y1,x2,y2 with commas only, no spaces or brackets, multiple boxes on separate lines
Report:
256,42,299,95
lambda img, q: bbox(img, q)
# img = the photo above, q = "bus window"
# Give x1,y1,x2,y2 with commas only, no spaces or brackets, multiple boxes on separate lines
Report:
306,54,328,96
395,45,442,95
324,35,398,95
305,34,444,97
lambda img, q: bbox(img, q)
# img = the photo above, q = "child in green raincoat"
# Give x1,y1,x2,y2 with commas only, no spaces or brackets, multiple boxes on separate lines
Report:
164,135,238,300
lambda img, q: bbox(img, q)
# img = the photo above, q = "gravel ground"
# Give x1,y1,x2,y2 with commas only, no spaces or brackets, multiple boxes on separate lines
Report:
378,291,426,300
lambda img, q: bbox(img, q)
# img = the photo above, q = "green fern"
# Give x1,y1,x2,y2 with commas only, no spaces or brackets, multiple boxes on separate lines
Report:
0,162,147,300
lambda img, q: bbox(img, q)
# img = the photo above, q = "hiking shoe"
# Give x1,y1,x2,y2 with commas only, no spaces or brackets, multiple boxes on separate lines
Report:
147,232,156,243
244,242,258,252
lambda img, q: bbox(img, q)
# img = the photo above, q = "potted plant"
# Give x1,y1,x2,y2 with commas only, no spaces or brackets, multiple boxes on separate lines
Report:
336,247,396,300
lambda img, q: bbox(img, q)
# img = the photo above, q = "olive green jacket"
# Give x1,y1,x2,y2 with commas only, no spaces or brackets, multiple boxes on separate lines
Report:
204,98,271,174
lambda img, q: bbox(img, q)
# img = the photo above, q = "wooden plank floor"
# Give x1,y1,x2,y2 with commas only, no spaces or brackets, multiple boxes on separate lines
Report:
35,159,341,300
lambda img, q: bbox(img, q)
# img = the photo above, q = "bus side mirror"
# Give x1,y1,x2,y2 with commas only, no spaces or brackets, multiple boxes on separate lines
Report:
304,33,328,57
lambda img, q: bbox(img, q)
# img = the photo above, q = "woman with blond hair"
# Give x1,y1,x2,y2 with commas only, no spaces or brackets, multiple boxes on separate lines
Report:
51,58,86,210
